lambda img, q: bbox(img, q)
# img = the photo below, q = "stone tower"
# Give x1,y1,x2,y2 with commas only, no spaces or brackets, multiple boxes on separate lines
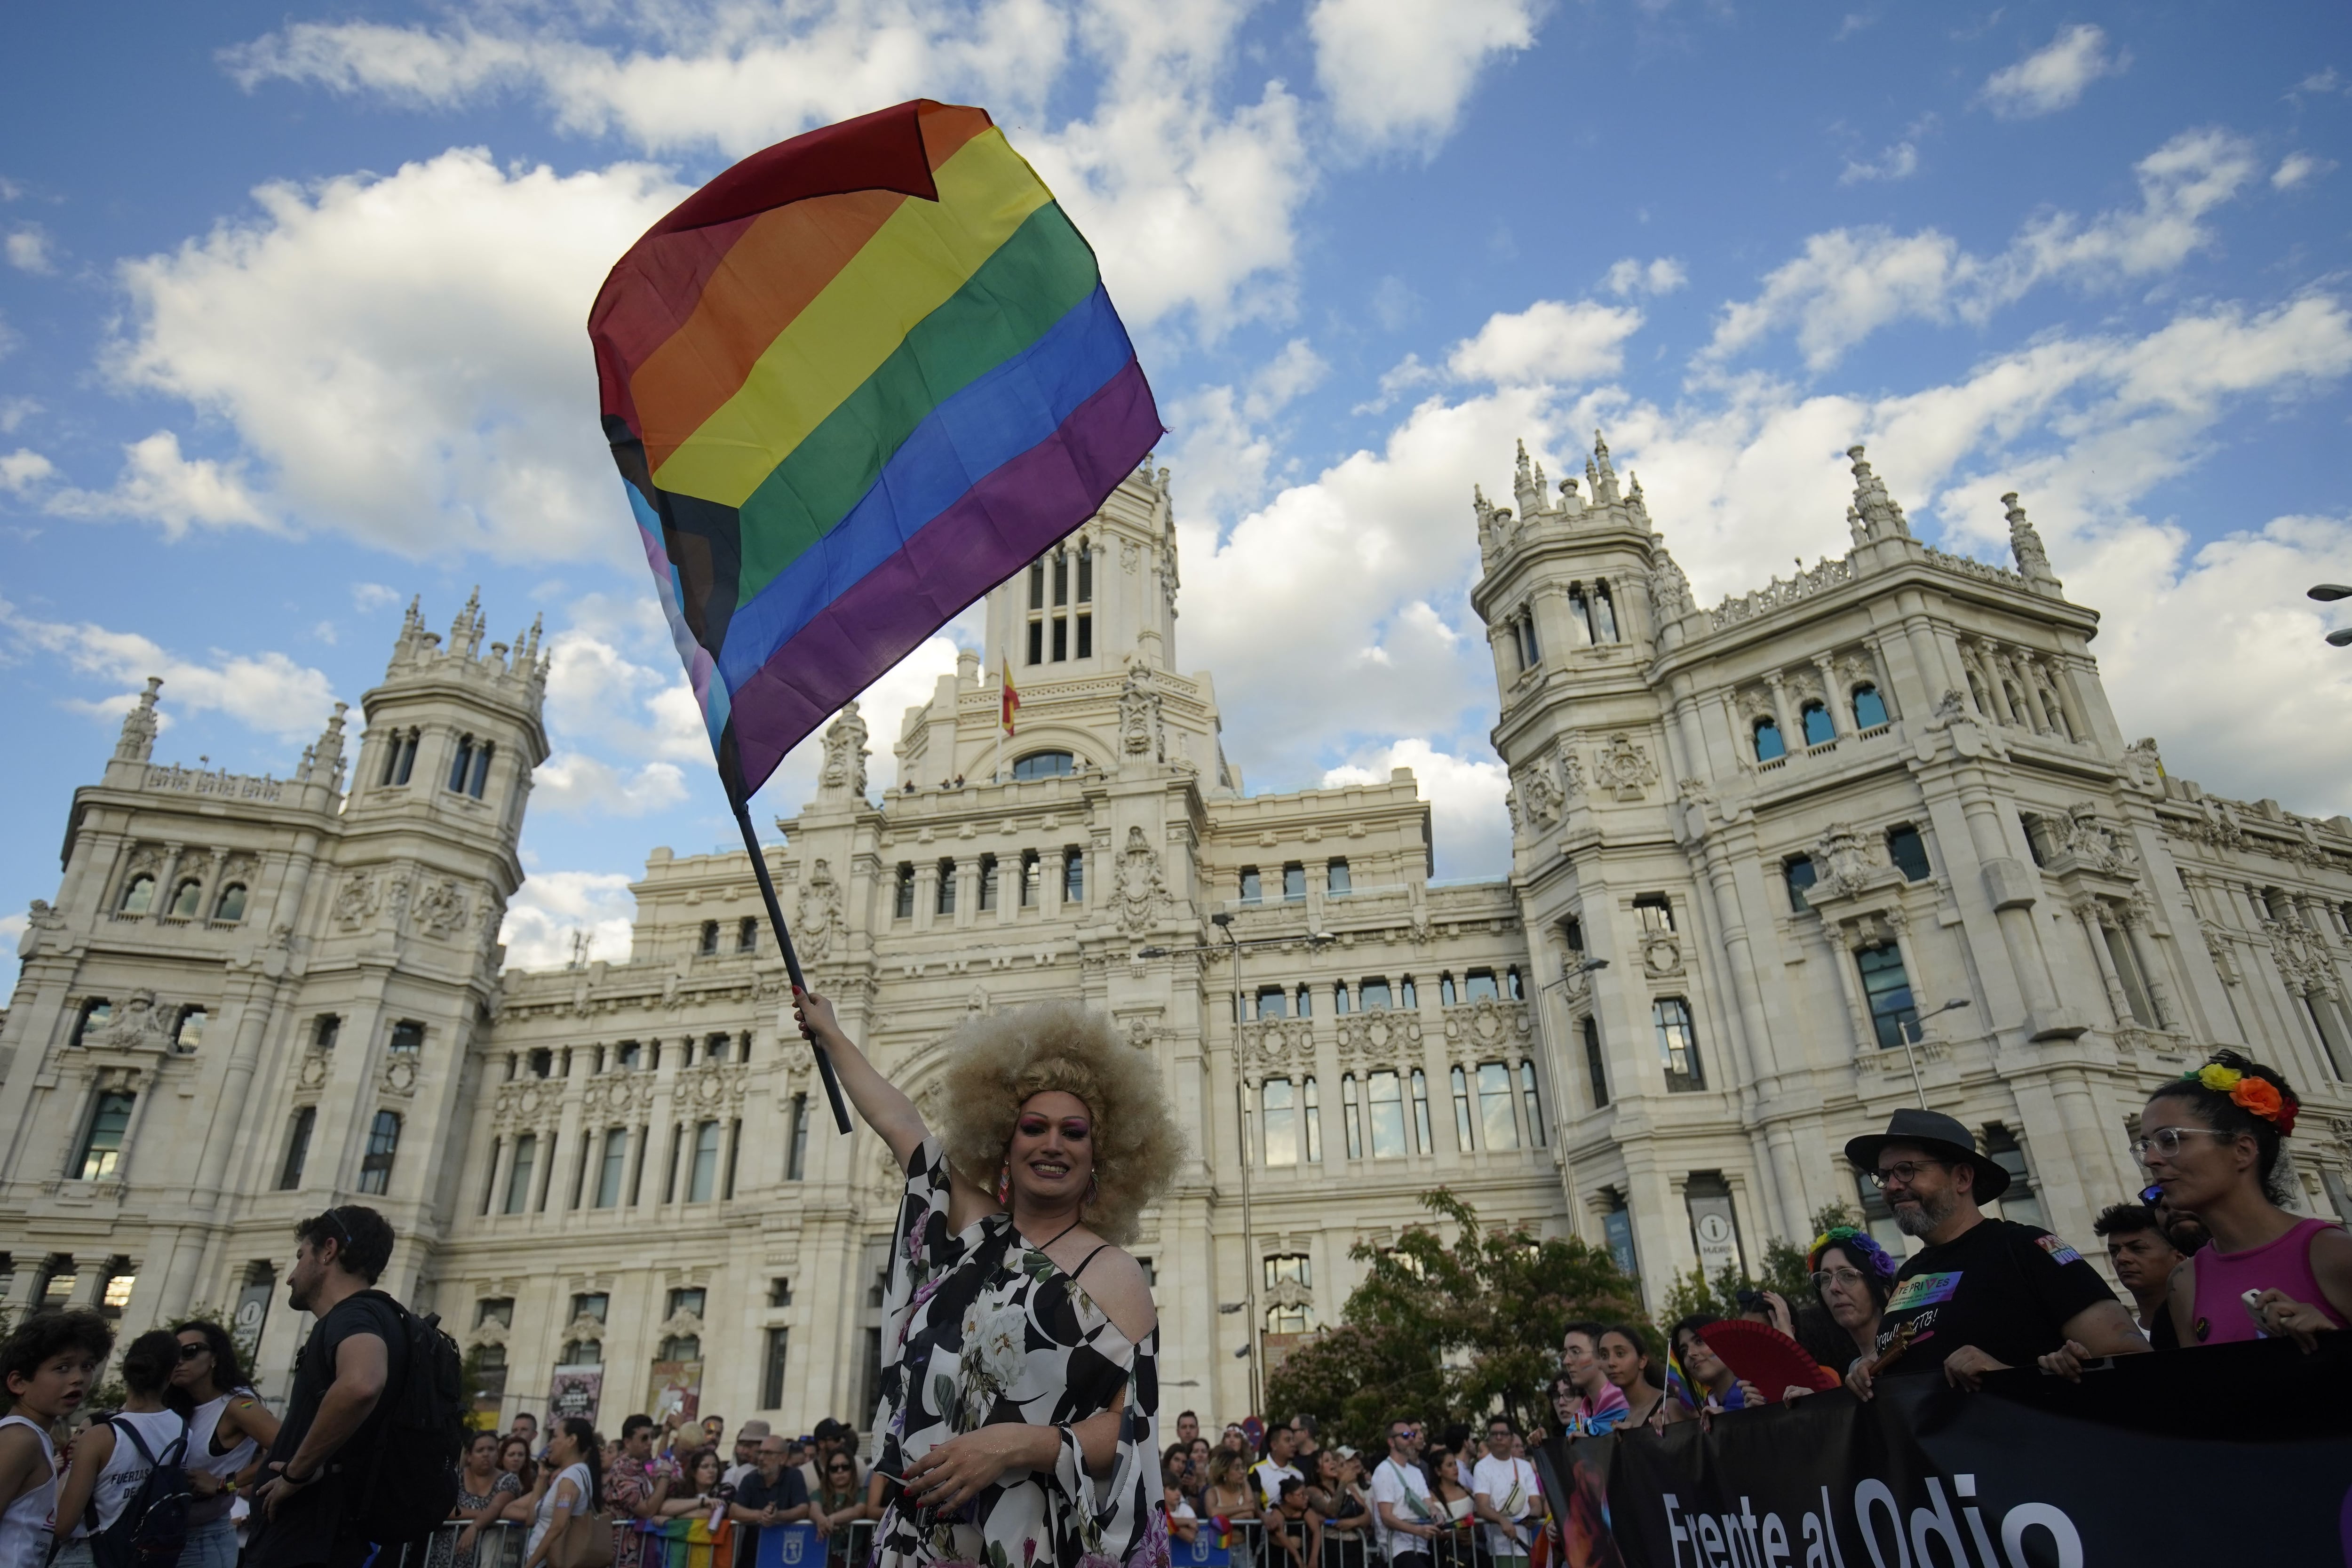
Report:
0,594,546,1356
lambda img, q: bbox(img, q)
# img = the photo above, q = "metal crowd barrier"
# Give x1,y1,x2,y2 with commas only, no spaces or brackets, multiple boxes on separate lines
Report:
391,1519,529,1568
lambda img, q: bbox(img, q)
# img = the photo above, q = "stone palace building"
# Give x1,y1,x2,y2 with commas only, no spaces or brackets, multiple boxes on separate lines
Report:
4,440,2351,1433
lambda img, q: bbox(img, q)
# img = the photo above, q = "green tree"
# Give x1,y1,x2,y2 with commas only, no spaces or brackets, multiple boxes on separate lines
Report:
1659,1202,1869,1322
1265,1188,1647,1451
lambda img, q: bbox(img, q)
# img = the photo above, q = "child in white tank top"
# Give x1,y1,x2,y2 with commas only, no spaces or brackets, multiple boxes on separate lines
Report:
54,1331,188,1568
0,1309,115,1568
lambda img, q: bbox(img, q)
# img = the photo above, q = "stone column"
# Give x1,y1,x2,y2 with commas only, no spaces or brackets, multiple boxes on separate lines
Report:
2075,901,2134,1029
1764,673,1796,748
1812,658,1850,738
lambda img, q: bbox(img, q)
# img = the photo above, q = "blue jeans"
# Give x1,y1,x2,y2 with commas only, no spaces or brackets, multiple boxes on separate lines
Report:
184,1517,243,1568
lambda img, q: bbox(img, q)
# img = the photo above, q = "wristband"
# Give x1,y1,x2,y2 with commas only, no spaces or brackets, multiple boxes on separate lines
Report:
285,1468,320,1486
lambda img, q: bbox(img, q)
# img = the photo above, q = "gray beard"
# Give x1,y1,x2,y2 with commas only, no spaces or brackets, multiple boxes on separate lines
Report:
1893,1188,1955,1237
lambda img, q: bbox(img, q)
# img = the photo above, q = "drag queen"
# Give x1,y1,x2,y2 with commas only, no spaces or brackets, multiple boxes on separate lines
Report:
793,991,1182,1568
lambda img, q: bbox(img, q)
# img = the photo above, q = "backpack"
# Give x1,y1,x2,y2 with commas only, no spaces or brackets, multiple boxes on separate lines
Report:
349,1290,466,1546
88,1417,190,1568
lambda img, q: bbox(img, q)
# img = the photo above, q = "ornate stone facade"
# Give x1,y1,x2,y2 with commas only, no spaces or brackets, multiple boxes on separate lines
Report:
7,451,2351,1441
1474,433,2352,1295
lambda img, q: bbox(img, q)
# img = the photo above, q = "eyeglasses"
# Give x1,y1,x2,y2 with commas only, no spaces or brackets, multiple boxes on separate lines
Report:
1390,1429,1420,1441
2132,1126,2237,1160
1811,1266,1867,1290
1868,1159,1949,1189
177,1342,211,1361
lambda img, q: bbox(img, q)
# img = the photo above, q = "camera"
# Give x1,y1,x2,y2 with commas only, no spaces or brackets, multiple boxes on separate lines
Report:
1734,1289,1768,1313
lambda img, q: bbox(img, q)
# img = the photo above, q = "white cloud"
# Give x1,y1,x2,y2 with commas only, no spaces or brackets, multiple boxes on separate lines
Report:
0,448,56,495
1307,0,1542,153
1980,23,2126,119
5,226,55,275
1709,128,2258,369
1164,339,1330,520
500,868,638,970
224,0,1322,342
1839,140,1918,184
2274,151,2333,190
351,582,403,611
45,430,274,535
533,754,691,816
0,912,26,994
0,596,338,744
1323,737,1509,880
1446,300,1644,386
103,151,685,559
1603,257,1687,297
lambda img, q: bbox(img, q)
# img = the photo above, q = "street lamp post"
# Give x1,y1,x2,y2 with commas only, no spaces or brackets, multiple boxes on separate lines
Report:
1138,916,1333,1419
1894,998,1972,1110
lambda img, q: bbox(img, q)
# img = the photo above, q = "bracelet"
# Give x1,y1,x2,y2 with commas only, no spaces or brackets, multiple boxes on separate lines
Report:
285,1468,319,1486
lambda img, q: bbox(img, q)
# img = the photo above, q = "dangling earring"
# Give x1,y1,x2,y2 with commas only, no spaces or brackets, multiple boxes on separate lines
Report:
996,1163,1012,1205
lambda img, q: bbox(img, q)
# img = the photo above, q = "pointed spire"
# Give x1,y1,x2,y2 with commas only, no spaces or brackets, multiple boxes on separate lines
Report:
2003,491,2062,593
1847,445,1910,540
114,676,163,764
449,586,485,660
1512,439,1543,516
1589,430,1620,503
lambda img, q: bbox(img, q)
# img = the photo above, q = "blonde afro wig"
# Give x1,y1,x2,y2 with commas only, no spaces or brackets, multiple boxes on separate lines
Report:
937,1000,1185,1245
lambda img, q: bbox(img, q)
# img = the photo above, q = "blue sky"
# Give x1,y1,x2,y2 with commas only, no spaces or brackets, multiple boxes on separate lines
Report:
5,0,2350,987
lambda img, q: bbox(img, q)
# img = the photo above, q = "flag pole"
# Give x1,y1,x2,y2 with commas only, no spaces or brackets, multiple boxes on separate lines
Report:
733,796,853,1134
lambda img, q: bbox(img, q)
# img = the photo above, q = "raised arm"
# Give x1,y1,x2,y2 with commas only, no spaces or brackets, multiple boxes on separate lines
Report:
793,990,927,1165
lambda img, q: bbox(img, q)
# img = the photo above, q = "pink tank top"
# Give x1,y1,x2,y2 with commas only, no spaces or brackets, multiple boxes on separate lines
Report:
2189,1217,2351,1343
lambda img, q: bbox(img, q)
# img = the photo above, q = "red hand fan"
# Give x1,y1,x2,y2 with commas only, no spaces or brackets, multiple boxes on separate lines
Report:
1701,1318,1839,1402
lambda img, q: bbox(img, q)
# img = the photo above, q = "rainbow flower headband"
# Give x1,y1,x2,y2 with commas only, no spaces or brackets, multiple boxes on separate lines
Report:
2185,1061,2296,1136
1806,1225,1898,1283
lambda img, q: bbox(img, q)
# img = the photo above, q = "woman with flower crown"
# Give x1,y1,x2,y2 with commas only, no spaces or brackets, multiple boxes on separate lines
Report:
792,990,1184,1568
2137,1049,2352,1348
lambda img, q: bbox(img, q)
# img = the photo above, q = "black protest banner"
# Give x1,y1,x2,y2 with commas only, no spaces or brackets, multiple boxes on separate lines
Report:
1592,1337,2352,1567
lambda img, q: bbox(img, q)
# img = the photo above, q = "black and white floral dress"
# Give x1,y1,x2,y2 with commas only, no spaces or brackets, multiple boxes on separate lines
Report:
870,1137,1167,1568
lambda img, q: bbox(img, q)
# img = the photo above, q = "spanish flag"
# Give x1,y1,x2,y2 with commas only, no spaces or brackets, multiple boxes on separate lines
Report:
1001,656,1021,736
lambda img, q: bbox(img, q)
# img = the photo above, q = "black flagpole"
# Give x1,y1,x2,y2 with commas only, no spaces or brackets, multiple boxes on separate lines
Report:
734,796,853,1133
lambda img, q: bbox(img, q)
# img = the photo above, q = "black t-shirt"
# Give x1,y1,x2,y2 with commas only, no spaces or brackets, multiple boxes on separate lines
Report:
1873,1217,2116,1376
251,1291,406,1568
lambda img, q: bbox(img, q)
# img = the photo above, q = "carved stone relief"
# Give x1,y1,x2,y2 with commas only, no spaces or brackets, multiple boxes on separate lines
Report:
1338,1011,1422,1067
415,877,470,937
1591,734,1659,802
1439,998,1534,1060
795,859,843,962
1114,826,1170,935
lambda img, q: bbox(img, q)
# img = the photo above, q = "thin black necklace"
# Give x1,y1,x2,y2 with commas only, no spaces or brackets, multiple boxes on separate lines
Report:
1018,1214,1087,1254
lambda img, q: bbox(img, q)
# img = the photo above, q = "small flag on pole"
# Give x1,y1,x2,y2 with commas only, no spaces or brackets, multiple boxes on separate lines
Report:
1001,656,1021,736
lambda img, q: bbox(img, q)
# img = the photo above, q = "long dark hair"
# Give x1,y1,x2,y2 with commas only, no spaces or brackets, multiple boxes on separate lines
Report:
168,1320,250,1409
498,1434,538,1492
555,1417,604,1513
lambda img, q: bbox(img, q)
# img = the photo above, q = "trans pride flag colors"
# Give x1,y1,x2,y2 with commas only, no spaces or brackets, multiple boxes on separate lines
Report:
591,99,1161,802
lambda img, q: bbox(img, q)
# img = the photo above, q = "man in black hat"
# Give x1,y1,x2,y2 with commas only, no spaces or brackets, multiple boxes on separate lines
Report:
1843,1109,2146,1398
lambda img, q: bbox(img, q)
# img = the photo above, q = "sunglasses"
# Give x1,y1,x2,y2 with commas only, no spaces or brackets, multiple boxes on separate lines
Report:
177,1343,212,1361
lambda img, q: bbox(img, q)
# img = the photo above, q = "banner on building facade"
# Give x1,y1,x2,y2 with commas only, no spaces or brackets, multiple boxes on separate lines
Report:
550,1366,603,1424
649,1359,704,1426
1570,1338,2350,1568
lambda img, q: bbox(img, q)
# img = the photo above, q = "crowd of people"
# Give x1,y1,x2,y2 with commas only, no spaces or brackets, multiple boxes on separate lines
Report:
0,1043,2344,1568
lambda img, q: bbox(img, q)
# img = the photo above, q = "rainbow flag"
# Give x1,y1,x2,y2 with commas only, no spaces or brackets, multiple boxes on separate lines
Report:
590,98,1162,802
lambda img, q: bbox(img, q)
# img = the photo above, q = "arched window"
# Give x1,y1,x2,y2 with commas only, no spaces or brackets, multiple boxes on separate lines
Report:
698,921,719,955
1518,1060,1546,1147
1752,717,1785,762
1653,998,1704,1091
72,999,113,1048
447,735,476,793
173,1007,207,1052
1800,701,1834,747
1851,684,1889,730
119,875,156,916
468,741,494,799
358,1111,401,1195
1450,1066,1475,1150
1340,1074,1362,1159
1590,580,1620,641
394,729,418,785
1011,750,1075,780
1262,1079,1298,1166
212,883,247,923
1478,1062,1521,1150
1566,586,1593,642
1783,856,1818,913
167,879,203,920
